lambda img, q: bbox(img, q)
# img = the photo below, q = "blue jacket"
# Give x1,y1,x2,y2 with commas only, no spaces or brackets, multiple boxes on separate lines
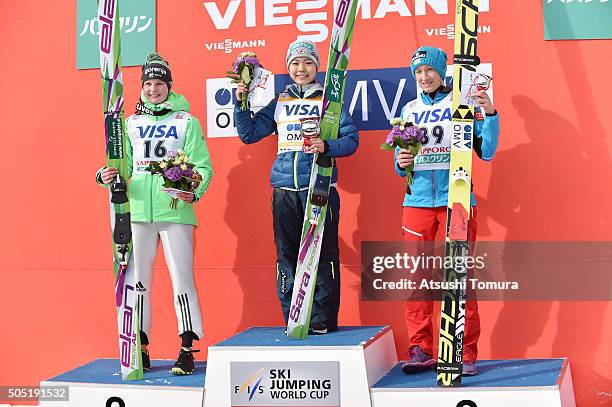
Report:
234,83,359,189
395,88,500,207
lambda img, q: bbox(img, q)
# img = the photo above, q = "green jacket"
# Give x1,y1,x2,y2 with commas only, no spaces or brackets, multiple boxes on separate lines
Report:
97,91,213,226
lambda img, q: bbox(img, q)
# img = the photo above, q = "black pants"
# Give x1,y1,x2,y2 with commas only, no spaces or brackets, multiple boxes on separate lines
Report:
272,187,340,330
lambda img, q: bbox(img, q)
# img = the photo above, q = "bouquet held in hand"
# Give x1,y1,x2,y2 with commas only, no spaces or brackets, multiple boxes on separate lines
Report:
226,51,262,111
146,150,202,209
381,118,425,186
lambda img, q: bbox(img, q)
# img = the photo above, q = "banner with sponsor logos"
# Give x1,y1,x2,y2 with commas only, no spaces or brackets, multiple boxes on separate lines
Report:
206,64,493,173
203,0,494,141
76,0,155,69
544,0,612,40
230,361,340,407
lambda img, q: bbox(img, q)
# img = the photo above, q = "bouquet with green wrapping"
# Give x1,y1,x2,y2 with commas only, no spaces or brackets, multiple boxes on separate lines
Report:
226,51,262,111
381,118,425,187
146,150,202,209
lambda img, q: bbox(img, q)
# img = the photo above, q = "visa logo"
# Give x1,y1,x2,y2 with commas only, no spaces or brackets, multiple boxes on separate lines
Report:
283,104,320,117
412,108,452,125
137,125,179,139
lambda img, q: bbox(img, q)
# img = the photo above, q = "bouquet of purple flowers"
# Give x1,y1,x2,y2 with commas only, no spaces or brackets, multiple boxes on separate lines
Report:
146,150,202,209
226,51,262,111
381,118,426,187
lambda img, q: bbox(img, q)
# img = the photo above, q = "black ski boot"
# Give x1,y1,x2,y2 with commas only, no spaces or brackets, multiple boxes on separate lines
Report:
171,348,200,375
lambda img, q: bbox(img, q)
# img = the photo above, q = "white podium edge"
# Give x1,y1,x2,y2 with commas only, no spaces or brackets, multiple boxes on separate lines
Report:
558,360,576,407
40,379,203,393
208,326,392,352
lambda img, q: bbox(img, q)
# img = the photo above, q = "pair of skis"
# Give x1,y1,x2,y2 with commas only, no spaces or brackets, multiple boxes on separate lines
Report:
97,0,142,380
436,0,481,387
286,0,358,338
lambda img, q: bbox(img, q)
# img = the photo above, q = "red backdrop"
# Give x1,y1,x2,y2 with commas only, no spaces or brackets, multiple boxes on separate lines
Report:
0,1,610,405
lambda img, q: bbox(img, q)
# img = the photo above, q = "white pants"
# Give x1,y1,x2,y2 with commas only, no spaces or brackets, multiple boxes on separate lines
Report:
130,222,203,339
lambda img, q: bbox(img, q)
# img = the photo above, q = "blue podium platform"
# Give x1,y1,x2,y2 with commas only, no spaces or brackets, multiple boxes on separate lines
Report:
372,358,576,407
215,326,387,347
375,358,565,389
47,358,206,387
40,359,206,406
39,327,576,407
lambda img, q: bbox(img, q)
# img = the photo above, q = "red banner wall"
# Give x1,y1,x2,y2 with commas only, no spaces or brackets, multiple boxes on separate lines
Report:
0,1,610,405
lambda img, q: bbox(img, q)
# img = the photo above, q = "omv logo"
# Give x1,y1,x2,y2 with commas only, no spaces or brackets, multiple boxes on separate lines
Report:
205,64,493,137
213,86,237,129
206,76,276,138
205,78,241,138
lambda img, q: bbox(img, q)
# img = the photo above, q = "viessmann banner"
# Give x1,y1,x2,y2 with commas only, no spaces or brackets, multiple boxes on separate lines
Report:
201,0,495,138
544,0,612,40
76,0,156,69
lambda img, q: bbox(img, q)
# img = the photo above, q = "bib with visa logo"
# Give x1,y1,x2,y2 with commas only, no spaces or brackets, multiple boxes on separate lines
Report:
402,93,453,171
128,111,190,174
274,93,322,154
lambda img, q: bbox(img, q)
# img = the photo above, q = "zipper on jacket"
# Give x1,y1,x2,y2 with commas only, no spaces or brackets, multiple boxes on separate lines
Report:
293,153,299,189
432,171,436,207
330,261,335,280
149,174,154,222
149,113,161,222
430,93,436,206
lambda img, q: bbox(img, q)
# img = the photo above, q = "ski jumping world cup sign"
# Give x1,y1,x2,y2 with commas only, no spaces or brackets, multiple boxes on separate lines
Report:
230,361,340,407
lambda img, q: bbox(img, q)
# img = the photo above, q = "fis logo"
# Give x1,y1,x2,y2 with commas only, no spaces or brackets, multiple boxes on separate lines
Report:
234,368,265,401
137,125,179,139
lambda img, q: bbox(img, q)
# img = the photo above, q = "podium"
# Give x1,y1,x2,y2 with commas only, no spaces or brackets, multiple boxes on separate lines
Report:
203,326,397,407
39,326,576,407
39,359,206,407
371,358,576,407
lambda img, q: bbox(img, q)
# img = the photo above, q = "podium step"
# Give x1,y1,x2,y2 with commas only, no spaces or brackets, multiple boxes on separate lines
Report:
204,326,397,407
371,358,576,407
38,329,577,407
40,359,205,407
